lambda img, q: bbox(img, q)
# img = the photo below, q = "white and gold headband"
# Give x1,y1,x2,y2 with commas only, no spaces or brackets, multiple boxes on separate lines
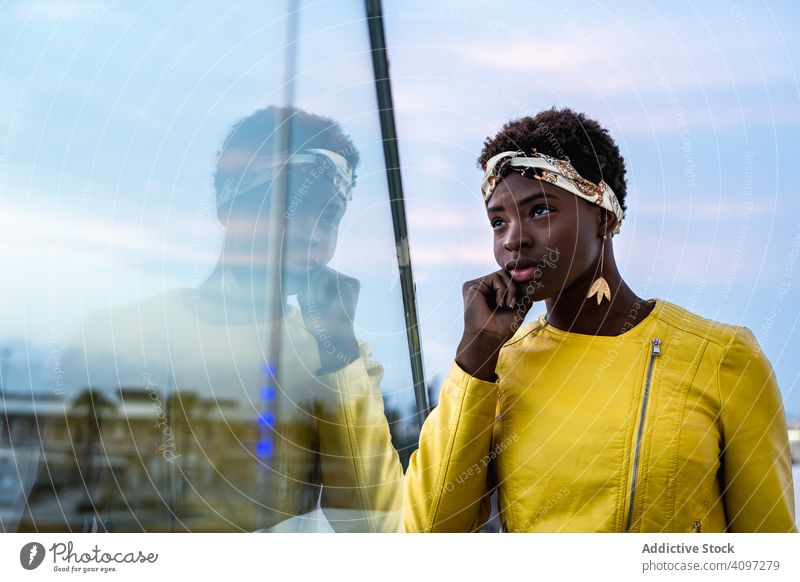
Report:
481,150,624,235
218,148,353,209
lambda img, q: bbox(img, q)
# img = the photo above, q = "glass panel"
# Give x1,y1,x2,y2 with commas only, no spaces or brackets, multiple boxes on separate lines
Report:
1,1,416,532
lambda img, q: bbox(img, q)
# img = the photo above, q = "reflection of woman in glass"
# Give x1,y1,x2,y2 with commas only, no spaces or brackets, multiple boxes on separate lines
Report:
32,106,402,532
404,108,796,532
203,105,404,532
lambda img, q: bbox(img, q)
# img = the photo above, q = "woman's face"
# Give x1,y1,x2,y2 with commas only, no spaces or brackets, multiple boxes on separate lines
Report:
283,179,345,289
486,171,602,300
223,175,345,294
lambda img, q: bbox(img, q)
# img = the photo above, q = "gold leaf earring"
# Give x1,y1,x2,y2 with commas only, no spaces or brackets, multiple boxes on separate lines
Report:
586,234,611,305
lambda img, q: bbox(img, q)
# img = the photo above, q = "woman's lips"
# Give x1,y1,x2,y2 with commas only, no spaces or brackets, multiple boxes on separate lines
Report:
510,266,538,282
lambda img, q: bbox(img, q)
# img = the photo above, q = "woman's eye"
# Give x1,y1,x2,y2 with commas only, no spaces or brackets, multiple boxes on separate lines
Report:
491,218,506,228
321,213,340,226
531,206,552,217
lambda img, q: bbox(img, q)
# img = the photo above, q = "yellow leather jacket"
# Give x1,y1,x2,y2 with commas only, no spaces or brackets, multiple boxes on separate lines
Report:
404,298,797,532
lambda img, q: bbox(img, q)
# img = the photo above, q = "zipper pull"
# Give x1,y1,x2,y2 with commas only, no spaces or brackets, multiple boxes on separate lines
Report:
692,520,701,532
651,337,661,356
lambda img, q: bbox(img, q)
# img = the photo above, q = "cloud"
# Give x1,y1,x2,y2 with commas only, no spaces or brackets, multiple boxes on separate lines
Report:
0,200,220,267
16,1,82,22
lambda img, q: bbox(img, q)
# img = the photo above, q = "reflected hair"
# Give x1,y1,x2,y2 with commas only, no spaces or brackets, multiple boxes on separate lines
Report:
213,105,360,217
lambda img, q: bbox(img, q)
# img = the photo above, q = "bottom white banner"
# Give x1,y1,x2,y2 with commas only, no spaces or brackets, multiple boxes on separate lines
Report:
1,533,798,581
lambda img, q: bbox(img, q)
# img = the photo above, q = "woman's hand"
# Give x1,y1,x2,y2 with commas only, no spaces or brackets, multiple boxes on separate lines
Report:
297,265,361,374
456,269,534,381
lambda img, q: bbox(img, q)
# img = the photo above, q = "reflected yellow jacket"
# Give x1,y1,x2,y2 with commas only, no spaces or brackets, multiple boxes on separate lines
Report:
404,299,796,532
39,290,404,533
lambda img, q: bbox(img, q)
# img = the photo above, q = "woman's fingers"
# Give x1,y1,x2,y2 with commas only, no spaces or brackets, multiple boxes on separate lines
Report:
464,270,522,312
492,269,517,309
493,275,505,308
463,277,487,303
480,270,518,310
498,270,518,309
481,271,508,310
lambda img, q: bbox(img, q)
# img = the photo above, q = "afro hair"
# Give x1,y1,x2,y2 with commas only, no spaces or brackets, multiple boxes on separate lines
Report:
477,107,628,215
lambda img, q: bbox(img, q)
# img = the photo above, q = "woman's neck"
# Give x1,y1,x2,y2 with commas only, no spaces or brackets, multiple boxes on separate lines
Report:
544,244,654,336
191,262,288,325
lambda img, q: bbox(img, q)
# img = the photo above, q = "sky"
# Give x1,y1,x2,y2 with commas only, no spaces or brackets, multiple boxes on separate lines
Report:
0,0,798,417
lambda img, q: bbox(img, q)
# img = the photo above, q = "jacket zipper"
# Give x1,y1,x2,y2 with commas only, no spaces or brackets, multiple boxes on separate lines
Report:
692,520,702,532
624,337,661,532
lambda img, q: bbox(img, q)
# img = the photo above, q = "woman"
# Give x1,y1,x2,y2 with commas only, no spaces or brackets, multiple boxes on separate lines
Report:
404,107,796,533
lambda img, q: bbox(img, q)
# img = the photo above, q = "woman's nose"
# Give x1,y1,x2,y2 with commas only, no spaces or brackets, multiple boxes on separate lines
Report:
287,230,320,253
308,228,322,249
503,223,532,252
286,214,320,244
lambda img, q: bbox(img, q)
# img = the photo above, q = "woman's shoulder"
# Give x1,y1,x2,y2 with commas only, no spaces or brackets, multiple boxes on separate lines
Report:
655,301,778,397
501,313,548,347
654,298,751,350
498,299,764,357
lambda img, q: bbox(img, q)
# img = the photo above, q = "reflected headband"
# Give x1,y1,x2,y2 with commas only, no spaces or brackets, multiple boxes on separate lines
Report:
217,148,353,209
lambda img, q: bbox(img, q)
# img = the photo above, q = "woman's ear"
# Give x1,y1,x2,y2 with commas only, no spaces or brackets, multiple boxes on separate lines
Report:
598,208,618,238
